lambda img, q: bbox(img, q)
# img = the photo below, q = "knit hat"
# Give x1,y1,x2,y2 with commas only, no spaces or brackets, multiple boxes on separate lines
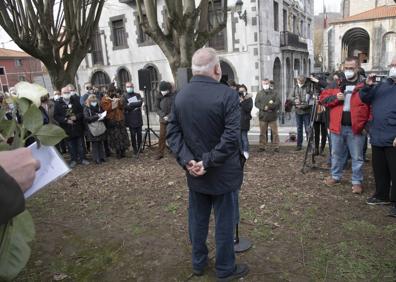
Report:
159,81,172,91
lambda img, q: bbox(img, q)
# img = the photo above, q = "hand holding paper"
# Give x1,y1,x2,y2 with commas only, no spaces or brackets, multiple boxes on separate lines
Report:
98,111,107,121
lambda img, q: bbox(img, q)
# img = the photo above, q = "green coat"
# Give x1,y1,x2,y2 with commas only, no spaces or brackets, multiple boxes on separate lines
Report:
255,89,281,122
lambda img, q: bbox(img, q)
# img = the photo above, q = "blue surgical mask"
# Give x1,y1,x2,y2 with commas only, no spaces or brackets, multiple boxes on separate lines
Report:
91,102,98,107
126,87,134,93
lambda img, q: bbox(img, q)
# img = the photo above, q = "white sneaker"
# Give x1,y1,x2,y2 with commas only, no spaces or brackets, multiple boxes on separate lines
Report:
243,151,249,160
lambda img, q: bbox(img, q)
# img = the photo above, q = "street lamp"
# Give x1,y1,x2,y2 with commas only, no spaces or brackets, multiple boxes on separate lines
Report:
235,0,247,25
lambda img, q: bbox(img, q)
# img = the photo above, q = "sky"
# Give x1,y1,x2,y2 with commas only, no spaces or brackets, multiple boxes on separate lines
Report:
1,0,342,51
315,0,342,15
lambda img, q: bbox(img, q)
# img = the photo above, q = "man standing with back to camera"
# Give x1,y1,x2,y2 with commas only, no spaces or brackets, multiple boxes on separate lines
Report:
167,48,248,281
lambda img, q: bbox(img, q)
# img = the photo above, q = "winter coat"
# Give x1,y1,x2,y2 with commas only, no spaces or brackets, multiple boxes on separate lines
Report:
167,75,243,195
53,98,85,139
154,91,175,124
101,96,125,123
240,94,253,131
123,92,143,128
83,105,106,142
0,167,25,225
360,78,396,147
255,89,281,122
291,81,313,115
320,81,370,135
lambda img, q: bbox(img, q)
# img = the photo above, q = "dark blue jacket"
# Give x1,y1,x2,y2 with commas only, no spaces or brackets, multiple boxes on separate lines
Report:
123,92,143,128
167,75,243,195
360,78,396,147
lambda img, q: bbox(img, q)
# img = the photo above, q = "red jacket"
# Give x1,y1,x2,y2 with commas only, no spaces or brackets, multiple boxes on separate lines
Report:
320,83,370,135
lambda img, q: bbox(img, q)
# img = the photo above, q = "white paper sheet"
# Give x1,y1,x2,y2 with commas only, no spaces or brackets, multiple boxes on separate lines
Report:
128,96,138,104
98,111,107,121
24,142,71,198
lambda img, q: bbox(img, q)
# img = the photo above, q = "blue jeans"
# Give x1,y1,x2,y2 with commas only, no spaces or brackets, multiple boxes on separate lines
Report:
188,190,236,278
67,137,84,162
296,113,311,147
331,126,366,185
240,130,249,152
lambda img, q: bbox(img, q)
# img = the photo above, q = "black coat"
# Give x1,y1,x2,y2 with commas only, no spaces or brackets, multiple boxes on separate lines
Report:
53,98,85,139
154,91,175,123
83,105,105,142
0,167,25,225
167,75,243,195
123,92,143,128
240,94,253,131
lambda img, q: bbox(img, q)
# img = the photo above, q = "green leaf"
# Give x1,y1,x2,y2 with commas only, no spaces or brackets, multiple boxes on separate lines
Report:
0,143,11,151
0,211,35,281
0,119,17,139
23,104,43,133
0,108,6,121
16,98,31,116
35,124,67,146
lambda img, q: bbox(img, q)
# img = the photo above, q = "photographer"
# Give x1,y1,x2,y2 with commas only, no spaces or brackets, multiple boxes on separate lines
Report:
238,84,253,159
360,57,396,217
292,75,313,151
310,75,328,155
154,81,175,160
320,57,369,194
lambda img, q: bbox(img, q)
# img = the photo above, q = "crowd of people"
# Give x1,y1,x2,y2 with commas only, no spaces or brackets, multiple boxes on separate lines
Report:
1,47,395,280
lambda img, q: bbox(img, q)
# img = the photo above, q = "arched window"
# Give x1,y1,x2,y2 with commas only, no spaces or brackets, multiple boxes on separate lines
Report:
91,71,110,88
294,58,300,77
273,57,282,98
382,32,396,69
342,28,370,64
117,68,131,91
220,60,236,84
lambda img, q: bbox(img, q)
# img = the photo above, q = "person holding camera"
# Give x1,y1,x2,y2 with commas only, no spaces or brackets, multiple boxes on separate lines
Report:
292,75,313,151
238,84,253,159
360,57,396,217
320,57,370,194
154,81,175,160
255,79,280,152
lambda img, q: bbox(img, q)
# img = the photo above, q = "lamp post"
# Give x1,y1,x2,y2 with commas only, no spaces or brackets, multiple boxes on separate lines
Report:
235,0,247,25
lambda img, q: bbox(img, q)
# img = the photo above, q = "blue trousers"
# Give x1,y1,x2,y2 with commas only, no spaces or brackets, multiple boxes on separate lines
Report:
188,190,236,278
331,126,366,185
296,113,311,147
240,130,249,152
67,137,84,162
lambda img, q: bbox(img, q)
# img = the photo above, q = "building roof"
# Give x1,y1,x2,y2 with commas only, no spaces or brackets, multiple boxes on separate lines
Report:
330,5,396,24
0,48,30,58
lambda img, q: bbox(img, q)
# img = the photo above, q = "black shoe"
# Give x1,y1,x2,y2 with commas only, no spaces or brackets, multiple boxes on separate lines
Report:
295,146,302,151
387,206,396,217
274,148,280,153
366,197,391,205
155,155,164,160
259,148,266,152
217,264,249,282
314,148,319,156
192,268,204,276
100,158,106,163
95,160,101,165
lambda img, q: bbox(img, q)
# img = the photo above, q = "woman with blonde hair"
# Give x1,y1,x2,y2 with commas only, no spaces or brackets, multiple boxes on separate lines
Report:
83,94,106,164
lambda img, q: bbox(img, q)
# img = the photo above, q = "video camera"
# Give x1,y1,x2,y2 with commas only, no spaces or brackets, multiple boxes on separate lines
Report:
367,74,388,84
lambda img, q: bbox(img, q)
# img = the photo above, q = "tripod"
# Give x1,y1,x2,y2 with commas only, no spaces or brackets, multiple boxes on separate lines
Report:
301,95,320,173
137,88,159,159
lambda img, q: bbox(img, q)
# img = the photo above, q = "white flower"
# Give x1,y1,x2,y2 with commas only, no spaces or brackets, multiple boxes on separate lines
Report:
269,100,273,104
15,81,48,107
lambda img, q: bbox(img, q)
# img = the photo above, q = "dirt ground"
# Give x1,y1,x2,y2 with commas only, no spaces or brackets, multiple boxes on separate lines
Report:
15,146,396,282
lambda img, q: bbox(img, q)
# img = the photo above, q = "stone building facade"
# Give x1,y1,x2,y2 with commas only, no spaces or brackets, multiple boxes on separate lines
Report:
323,0,396,74
76,0,314,125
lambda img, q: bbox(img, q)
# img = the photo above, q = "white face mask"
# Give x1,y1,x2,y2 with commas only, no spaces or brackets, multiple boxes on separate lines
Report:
126,87,134,93
70,91,77,96
263,84,270,90
91,102,98,107
344,70,355,80
297,83,303,88
389,67,396,78
54,94,60,101
63,94,71,101
161,90,169,96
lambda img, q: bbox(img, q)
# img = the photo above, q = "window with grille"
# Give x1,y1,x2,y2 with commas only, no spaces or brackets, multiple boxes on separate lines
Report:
0,67,4,75
91,71,110,88
274,1,279,31
112,19,127,48
137,14,152,44
207,0,226,51
91,31,104,65
118,68,131,91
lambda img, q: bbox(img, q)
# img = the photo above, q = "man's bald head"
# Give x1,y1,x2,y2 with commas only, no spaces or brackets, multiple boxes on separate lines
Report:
191,48,222,81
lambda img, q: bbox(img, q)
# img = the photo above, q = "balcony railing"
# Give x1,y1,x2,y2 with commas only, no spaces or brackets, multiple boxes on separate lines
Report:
280,31,308,50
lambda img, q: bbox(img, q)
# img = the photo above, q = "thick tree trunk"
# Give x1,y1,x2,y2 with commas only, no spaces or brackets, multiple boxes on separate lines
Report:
47,67,76,91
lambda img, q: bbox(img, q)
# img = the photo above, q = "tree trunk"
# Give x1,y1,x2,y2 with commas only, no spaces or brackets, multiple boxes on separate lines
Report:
47,67,75,91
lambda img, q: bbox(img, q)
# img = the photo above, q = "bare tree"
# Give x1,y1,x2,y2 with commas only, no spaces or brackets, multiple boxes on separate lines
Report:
136,0,228,79
0,0,105,90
